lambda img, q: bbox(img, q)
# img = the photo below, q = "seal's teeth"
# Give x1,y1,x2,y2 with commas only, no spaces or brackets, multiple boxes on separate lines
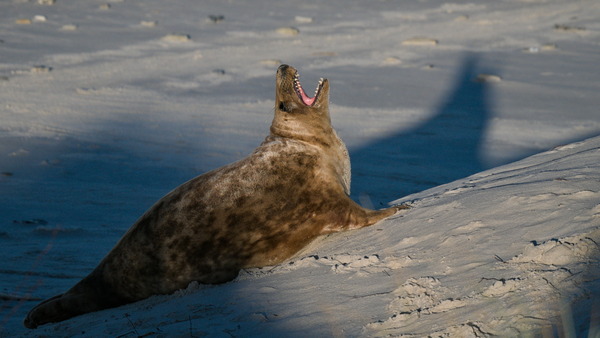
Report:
314,78,324,95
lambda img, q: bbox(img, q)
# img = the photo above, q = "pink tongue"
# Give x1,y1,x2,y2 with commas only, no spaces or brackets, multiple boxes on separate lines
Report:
297,84,316,106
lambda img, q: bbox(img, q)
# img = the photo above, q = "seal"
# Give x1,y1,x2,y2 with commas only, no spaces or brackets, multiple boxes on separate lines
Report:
24,64,407,329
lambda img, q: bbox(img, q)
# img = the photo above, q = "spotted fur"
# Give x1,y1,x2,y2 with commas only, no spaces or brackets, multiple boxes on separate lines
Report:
24,65,404,329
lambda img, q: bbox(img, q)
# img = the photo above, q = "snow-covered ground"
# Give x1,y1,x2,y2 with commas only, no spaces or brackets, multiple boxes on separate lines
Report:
1,0,599,336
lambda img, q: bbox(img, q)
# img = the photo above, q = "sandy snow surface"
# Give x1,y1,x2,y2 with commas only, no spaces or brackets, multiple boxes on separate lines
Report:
1,0,599,336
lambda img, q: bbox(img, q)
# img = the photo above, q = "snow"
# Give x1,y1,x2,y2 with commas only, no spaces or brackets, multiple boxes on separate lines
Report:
1,0,599,336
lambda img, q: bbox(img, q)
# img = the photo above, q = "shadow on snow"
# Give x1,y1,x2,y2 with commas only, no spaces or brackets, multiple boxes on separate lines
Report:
349,54,490,207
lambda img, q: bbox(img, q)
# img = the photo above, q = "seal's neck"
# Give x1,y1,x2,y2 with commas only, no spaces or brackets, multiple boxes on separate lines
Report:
269,121,335,149
267,125,351,196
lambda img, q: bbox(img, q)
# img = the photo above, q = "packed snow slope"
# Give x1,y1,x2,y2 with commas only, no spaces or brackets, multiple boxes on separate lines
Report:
13,135,600,337
1,0,600,336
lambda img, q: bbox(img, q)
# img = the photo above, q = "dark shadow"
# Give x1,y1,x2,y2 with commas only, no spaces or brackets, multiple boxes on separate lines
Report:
347,54,600,337
350,54,491,206
569,259,600,337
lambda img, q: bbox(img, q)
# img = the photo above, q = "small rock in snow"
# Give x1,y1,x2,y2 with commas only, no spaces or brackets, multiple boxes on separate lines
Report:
523,44,557,53
295,16,313,23
542,43,557,51
474,73,501,83
554,24,586,33
61,24,78,31
208,15,225,23
276,27,300,36
31,65,52,73
162,34,191,42
37,0,55,5
525,46,540,53
402,37,438,46
33,15,47,22
140,20,158,27
383,57,402,65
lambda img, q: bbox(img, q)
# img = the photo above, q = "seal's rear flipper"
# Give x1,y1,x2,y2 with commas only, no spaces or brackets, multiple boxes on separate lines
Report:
24,288,108,329
24,293,67,329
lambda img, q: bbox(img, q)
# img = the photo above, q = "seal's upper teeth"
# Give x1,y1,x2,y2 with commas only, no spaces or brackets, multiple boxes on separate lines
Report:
315,78,324,95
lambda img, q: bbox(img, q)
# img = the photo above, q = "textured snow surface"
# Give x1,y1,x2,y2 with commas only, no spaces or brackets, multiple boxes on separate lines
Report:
1,0,599,336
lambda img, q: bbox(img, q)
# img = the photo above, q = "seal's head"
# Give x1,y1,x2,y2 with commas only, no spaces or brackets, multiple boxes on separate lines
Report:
275,64,329,111
271,64,333,144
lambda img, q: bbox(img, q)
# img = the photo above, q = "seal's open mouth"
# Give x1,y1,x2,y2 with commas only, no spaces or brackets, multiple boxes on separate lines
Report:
293,71,324,106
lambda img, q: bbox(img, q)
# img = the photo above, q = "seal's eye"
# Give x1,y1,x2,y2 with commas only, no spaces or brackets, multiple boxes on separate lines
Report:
278,102,289,112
